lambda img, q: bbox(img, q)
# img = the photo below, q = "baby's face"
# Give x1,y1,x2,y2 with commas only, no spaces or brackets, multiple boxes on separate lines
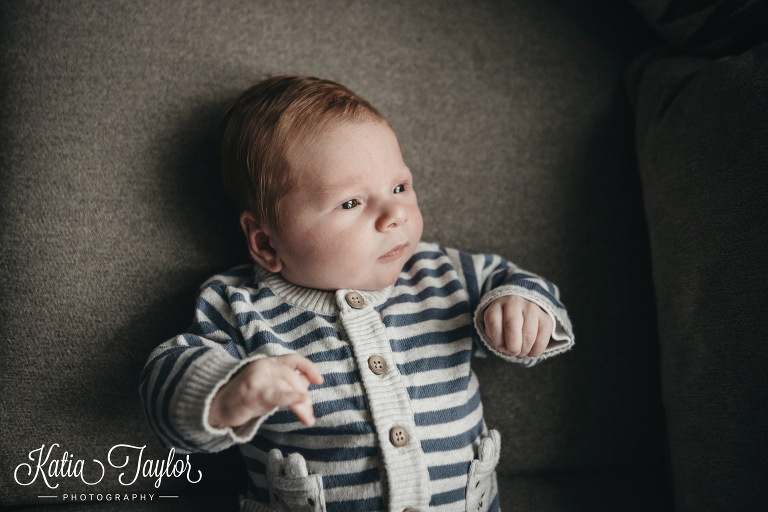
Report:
270,120,423,291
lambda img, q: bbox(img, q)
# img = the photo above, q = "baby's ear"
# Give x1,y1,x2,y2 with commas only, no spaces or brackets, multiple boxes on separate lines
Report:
240,212,282,272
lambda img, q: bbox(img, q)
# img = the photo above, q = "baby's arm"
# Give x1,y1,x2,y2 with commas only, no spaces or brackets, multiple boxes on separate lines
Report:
140,268,319,453
441,245,574,364
208,354,323,429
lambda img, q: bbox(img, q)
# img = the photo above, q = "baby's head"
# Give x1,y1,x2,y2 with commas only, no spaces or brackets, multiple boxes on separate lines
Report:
220,75,423,291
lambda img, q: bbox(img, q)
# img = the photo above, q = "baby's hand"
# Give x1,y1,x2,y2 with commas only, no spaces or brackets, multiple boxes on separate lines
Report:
208,354,324,429
483,295,553,359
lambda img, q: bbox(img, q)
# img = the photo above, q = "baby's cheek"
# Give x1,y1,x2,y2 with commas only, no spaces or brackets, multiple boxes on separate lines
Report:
334,229,370,261
302,227,338,257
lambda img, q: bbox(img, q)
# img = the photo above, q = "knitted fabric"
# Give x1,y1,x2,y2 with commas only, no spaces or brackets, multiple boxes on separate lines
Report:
140,241,574,511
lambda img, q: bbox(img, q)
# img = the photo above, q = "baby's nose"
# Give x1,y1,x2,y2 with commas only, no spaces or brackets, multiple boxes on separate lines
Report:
377,202,408,231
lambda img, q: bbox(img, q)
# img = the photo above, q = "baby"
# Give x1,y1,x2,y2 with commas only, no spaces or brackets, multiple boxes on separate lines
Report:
140,75,573,512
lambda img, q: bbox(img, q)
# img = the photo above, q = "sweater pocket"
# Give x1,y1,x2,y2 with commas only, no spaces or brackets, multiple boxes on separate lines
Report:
266,449,326,512
465,429,501,512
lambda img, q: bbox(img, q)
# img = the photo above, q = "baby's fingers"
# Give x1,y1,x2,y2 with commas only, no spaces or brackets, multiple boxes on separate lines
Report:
483,303,505,351
517,308,540,358
274,363,317,396
288,394,317,427
501,305,524,356
262,389,316,426
254,364,310,408
528,314,553,359
264,389,307,409
274,354,325,386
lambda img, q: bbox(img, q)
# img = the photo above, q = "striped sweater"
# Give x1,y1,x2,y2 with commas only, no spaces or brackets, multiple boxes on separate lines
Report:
140,241,574,512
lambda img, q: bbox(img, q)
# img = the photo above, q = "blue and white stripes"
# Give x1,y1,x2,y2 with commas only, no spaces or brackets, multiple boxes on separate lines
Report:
140,241,573,511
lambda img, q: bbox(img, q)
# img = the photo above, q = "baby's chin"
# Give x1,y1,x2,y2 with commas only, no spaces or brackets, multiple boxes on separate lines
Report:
284,249,414,291
354,261,410,291
284,271,399,293
313,270,401,293
349,276,400,291
323,274,400,292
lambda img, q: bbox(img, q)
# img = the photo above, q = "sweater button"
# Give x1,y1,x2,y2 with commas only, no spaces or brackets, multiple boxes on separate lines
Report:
368,355,388,375
390,426,409,447
345,291,365,309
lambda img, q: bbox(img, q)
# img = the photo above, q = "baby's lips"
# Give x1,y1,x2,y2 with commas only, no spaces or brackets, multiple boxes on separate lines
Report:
379,241,408,259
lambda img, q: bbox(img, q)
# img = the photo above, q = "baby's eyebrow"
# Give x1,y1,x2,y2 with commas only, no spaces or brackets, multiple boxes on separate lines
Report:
310,183,360,206
316,176,375,196
316,183,356,198
314,167,412,198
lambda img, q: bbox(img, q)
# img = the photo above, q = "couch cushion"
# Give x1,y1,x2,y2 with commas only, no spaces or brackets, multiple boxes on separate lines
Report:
626,42,768,511
496,466,672,512
627,0,768,57
1,0,664,508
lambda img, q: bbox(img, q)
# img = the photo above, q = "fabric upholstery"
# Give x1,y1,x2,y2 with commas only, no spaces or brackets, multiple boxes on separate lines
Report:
628,0,768,57
626,42,768,511
1,0,667,509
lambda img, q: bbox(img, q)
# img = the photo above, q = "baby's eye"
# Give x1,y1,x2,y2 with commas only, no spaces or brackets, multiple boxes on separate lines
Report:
340,199,359,210
393,184,406,194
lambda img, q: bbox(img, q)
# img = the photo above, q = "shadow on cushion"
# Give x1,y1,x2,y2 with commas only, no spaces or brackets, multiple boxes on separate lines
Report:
626,41,768,512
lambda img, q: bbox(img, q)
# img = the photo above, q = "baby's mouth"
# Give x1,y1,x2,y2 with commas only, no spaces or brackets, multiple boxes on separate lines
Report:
379,242,409,260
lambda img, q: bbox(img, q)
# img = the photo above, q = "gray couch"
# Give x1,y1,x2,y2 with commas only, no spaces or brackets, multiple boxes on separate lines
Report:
1,1,766,511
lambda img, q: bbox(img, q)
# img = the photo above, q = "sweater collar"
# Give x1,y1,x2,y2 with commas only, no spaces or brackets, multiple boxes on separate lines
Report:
253,265,394,315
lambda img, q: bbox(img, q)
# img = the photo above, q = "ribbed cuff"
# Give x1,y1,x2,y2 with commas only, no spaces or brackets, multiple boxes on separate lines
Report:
170,349,277,452
473,285,574,364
